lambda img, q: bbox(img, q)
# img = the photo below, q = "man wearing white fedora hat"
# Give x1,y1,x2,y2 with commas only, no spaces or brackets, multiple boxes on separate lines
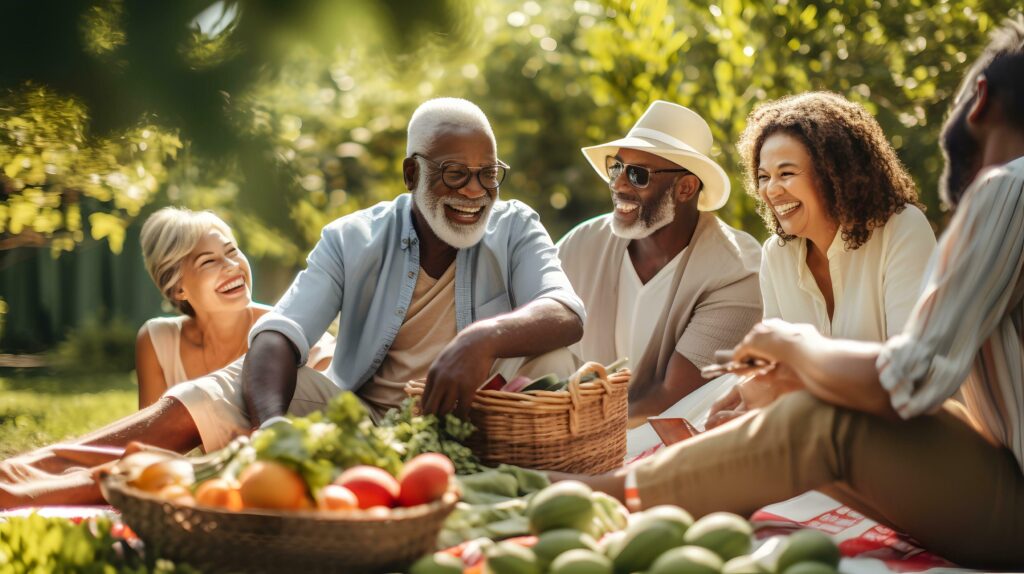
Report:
558,100,762,426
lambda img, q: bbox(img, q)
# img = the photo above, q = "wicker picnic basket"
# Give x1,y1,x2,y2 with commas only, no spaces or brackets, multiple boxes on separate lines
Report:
407,363,631,474
100,475,458,573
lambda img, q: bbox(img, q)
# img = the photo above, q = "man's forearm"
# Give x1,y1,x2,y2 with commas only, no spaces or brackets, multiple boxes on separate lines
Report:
242,330,301,428
627,352,704,425
794,337,898,418
461,298,583,359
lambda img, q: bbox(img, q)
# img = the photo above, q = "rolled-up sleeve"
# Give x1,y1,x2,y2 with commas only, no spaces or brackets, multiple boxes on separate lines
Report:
677,272,763,368
878,168,1024,418
508,204,586,322
249,226,346,365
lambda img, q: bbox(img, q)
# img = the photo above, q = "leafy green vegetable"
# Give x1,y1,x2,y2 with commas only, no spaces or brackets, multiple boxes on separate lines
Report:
381,398,484,475
440,465,552,548
251,392,402,492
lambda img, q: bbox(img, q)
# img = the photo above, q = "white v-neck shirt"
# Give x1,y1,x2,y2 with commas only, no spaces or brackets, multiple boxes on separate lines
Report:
615,248,686,366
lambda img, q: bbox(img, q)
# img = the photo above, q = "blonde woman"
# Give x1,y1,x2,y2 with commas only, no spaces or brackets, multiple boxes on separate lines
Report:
136,207,332,408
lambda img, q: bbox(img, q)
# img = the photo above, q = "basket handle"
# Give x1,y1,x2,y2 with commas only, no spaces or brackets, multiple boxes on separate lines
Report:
599,376,614,419
567,373,582,436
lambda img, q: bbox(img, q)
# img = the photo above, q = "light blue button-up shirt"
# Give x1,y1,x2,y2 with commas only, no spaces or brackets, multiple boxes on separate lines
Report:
248,193,585,392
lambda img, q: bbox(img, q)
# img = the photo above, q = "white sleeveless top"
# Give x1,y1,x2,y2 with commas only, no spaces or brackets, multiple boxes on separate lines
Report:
144,316,191,388
143,315,337,393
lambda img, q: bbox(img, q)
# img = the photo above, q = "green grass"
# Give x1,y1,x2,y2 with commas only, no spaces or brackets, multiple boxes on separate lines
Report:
0,371,137,458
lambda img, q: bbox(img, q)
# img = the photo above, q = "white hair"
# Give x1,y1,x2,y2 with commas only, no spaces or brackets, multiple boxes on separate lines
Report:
406,98,496,157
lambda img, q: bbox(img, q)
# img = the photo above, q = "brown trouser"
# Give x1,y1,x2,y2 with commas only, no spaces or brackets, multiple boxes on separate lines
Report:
634,391,1024,569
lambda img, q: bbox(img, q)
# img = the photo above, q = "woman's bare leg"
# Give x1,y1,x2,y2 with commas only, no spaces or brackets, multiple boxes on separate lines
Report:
0,397,202,507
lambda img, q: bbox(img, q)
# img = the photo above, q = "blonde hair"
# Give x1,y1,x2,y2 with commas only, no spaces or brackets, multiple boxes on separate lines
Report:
140,207,235,317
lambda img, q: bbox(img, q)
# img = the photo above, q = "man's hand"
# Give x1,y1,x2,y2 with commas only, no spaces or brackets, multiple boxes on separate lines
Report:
705,362,804,429
705,384,747,429
731,319,821,368
421,325,497,418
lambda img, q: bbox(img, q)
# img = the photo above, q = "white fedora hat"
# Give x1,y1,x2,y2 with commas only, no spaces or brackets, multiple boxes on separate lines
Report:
581,100,730,211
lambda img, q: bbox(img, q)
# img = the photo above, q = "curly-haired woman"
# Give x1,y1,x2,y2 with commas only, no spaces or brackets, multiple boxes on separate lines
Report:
702,92,938,425
744,91,936,341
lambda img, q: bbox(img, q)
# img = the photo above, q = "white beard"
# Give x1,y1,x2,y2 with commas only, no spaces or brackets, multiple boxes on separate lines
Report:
610,188,676,240
412,168,493,249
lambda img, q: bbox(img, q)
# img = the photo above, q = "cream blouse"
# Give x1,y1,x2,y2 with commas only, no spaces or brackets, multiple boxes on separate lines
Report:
760,205,936,341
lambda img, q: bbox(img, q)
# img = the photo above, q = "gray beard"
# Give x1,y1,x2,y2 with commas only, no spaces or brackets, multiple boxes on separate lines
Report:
412,170,493,249
610,188,676,240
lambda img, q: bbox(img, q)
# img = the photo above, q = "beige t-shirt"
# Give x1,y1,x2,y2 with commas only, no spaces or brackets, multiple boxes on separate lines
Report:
358,263,457,420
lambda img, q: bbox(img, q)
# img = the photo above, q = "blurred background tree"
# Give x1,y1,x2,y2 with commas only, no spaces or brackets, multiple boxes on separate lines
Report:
1,0,1020,352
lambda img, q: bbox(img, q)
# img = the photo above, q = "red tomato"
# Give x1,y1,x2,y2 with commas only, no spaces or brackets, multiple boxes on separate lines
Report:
397,453,455,507
334,466,400,509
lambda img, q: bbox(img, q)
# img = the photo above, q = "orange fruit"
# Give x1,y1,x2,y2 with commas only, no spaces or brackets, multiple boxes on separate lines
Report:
195,478,243,511
157,483,195,505
130,459,195,492
317,484,359,512
238,461,310,510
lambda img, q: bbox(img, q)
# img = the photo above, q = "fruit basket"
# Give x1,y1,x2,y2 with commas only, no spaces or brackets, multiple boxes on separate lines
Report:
407,362,630,474
100,474,458,574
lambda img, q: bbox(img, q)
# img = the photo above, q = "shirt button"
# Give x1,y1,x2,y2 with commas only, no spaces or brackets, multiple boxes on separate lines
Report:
407,271,414,278
396,308,405,316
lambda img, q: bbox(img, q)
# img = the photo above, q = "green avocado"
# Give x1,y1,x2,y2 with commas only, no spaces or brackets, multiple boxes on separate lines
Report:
648,545,724,574
409,552,464,574
683,512,753,561
776,529,841,572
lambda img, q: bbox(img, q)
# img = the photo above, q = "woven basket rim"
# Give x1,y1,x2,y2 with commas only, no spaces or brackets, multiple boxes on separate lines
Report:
405,368,631,405
100,474,459,523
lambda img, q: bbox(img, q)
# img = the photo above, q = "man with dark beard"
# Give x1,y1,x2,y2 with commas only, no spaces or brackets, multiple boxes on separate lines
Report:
556,17,1024,569
0,98,585,507
557,101,762,426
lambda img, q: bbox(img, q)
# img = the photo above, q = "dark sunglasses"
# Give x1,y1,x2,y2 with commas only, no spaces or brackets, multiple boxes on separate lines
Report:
605,155,690,189
412,153,509,192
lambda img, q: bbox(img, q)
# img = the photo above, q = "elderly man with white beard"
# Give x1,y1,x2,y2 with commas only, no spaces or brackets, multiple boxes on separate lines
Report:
239,97,585,428
0,98,584,507
557,101,762,428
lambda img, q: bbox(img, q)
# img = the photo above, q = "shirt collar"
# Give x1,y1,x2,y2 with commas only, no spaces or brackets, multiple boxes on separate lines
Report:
826,228,848,259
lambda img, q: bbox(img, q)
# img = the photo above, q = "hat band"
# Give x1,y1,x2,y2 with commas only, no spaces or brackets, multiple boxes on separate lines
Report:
628,127,698,154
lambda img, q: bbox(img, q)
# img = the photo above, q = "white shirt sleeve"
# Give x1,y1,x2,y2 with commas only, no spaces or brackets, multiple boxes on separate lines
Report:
877,166,1024,418
881,206,937,338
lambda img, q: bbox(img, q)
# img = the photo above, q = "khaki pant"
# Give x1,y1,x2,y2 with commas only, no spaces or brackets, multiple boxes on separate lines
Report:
166,349,578,454
634,391,1024,569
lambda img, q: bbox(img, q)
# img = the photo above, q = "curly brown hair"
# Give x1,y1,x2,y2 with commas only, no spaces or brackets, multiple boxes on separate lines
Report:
738,92,922,250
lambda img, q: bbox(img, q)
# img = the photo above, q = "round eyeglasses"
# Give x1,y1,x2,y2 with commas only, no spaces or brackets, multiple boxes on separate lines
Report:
412,153,509,192
605,156,690,189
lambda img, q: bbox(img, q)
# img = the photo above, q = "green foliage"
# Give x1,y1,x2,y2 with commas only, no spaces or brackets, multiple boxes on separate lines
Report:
0,514,198,573
2,0,1020,264
577,0,1020,232
0,372,135,458
0,86,180,253
51,317,137,374
183,0,1020,262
